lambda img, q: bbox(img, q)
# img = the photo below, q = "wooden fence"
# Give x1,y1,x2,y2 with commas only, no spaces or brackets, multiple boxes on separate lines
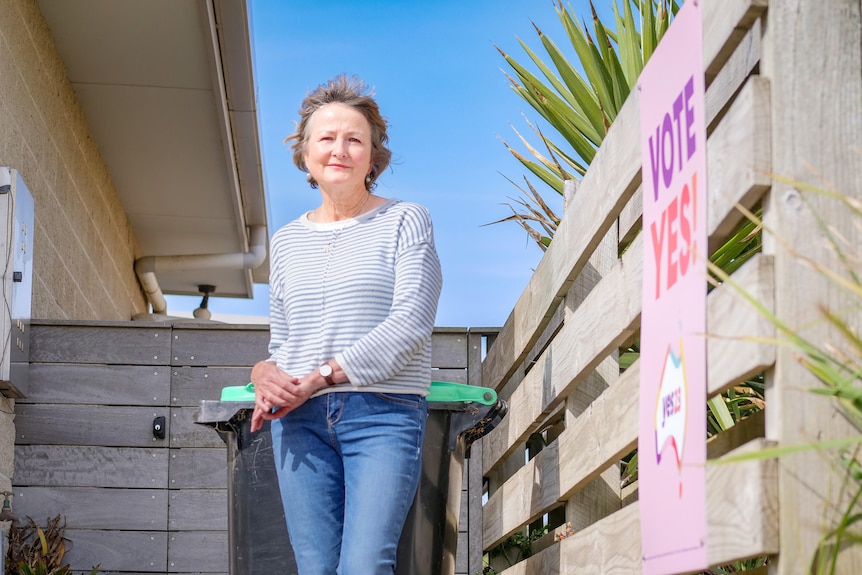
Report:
12,320,495,575
477,0,862,573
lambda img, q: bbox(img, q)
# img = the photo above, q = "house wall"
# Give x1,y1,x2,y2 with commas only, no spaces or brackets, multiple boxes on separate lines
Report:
0,0,146,322
0,0,147,522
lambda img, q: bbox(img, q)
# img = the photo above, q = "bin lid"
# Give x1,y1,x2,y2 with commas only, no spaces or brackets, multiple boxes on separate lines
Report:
219,381,497,406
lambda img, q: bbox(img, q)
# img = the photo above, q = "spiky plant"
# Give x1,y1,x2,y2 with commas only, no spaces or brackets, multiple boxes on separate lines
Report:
493,0,678,249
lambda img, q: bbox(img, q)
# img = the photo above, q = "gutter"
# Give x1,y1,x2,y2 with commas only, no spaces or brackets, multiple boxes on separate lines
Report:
134,225,267,316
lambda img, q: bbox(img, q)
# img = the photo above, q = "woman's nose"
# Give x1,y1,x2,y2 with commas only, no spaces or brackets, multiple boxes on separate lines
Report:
332,138,348,157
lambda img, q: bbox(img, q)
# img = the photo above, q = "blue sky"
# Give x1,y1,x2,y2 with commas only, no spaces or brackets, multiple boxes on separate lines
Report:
167,0,608,327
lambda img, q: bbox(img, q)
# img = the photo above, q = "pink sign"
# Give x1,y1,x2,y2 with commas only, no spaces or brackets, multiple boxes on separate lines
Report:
638,1,708,573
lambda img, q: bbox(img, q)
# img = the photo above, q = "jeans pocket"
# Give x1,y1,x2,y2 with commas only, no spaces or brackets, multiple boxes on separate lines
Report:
372,392,425,409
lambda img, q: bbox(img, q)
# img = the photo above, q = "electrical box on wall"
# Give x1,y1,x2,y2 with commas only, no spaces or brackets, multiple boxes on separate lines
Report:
0,168,33,398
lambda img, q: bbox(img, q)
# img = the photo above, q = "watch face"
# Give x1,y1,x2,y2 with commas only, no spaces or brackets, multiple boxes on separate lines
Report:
320,364,333,377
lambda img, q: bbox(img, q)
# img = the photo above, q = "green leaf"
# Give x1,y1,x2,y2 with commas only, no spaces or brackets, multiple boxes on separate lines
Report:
531,29,605,139
502,141,566,195
613,0,643,89
641,0,658,62
594,6,630,111
708,395,736,432
558,6,615,127
714,435,862,465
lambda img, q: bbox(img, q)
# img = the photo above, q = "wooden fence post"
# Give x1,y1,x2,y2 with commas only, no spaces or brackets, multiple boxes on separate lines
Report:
761,1,862,572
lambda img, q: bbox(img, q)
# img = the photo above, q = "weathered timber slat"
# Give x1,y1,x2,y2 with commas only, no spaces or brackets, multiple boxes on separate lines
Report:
618,185,643,250
482,249,775,481
170,366,254,406
484,364,638,550
167,531,229,573
705,18,761,132
706,254,775,395
706,409,766,460
170,324,269,367
15,404,170,447
430,368,468,384
170,406,224,449
167,488,228,531
14,486,168,530
706,439,779,564
430,330,469,369
25,363,171,406
168,448,227,489
14,445,168,488
455,532,469,574
30,322,171,365
62,529,169,573
706,77,771,252
702,0,767,81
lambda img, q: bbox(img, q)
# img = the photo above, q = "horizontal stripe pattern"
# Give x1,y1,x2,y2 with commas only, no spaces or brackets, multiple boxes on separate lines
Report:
267,199,443,395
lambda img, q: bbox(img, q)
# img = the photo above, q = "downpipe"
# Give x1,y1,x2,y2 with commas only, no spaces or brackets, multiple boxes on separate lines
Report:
134,225,267,316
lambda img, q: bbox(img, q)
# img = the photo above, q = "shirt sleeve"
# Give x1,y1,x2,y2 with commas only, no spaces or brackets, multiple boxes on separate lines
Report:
336,205,443,385
266,237,289,360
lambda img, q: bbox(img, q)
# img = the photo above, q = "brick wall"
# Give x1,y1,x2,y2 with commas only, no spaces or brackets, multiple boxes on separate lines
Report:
0,0,146,321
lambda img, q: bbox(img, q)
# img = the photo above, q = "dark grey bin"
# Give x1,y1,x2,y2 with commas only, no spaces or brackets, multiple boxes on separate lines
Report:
195,381,507,575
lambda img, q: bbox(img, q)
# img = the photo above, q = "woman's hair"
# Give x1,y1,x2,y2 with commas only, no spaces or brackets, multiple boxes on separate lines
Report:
286,74,391,191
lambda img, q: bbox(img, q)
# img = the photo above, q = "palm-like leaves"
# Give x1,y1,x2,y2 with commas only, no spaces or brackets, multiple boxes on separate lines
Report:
496,0,677,249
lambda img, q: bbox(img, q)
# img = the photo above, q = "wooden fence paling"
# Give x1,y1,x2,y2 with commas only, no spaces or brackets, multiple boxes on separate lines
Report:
483,249,775,549
493,439,778,575
482,232,642,479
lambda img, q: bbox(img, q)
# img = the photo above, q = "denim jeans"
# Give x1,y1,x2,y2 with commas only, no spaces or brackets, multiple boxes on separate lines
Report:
270,391,427,575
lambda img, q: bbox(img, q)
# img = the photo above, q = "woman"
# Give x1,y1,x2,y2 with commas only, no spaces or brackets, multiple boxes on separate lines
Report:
250,74,443,575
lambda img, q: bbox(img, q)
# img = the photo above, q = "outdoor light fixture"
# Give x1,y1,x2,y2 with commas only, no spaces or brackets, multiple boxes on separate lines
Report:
193,284,216,320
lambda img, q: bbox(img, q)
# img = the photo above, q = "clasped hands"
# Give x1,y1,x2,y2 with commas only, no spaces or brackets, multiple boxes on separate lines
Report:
250,360,327,432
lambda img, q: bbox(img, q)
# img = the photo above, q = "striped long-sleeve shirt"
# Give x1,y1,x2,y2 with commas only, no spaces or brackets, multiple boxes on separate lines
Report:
267,198,443,396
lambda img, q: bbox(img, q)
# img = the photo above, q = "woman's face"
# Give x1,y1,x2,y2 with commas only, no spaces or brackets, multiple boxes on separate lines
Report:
304,103,374,192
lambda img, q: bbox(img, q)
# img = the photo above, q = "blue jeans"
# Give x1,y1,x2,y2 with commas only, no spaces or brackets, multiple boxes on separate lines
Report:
270,391,427,575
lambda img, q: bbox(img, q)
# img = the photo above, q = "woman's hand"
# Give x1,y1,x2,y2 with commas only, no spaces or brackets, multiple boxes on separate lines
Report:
250,360,297,432
249,360,329,432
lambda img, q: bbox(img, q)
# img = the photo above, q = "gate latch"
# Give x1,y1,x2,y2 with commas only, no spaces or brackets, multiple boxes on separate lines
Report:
153,416,166,440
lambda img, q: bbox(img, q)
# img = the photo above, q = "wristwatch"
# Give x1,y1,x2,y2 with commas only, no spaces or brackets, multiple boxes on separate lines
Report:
319,363,336,386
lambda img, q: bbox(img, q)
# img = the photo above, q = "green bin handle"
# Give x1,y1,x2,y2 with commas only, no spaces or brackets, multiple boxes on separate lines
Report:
219,380,497,406
220,382,256,402
425,381,497,405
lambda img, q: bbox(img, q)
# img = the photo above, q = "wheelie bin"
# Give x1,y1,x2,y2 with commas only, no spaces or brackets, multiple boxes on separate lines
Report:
195,381,507,575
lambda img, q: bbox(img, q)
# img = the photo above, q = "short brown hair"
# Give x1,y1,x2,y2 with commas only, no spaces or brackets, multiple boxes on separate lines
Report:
285,75,391,191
